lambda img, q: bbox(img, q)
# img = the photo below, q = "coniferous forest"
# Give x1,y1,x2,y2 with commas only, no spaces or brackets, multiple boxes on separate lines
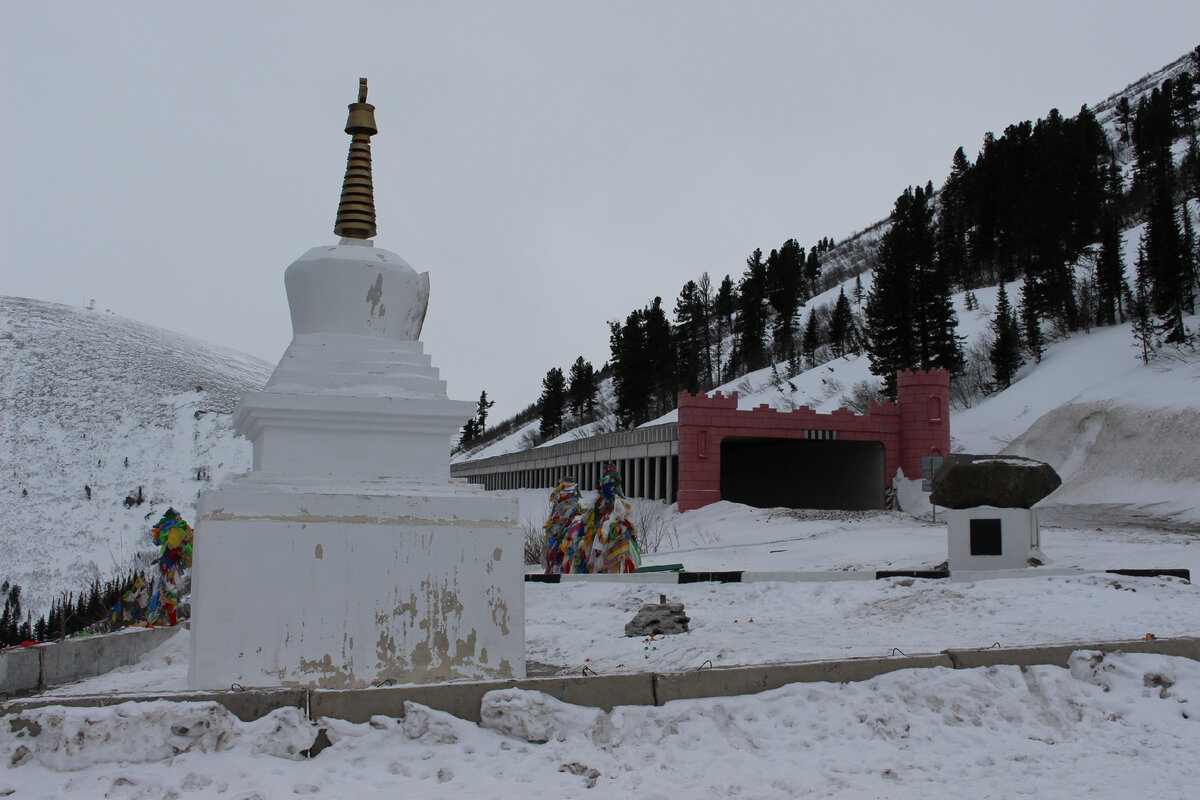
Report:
458,46,1200,449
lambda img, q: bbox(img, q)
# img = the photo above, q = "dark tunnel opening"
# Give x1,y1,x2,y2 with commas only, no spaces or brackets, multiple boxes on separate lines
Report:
719,437,885,510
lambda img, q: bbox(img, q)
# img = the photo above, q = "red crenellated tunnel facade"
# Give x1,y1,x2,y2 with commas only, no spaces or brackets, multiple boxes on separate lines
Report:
675,369,951,512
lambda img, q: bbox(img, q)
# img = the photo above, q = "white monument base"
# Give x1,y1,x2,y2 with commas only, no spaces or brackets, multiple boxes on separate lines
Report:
946,505,1045,573
188,474,523,689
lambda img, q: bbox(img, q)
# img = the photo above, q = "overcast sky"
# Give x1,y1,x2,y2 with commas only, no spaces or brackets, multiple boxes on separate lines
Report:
3,2,1198,421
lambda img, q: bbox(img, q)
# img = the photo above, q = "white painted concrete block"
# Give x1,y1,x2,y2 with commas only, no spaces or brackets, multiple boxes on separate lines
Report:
189,478,522,689
947,506,1041,573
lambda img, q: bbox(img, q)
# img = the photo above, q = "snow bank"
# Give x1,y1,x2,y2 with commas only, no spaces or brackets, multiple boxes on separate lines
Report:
5,701,315,772
5,652,1198,798
1005,402,1200,524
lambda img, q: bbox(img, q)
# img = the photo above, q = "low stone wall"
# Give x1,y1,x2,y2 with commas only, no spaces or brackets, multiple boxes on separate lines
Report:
0,626,182,697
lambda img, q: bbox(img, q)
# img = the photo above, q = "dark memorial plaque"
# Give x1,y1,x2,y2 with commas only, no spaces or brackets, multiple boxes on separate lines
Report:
969,518,1003,556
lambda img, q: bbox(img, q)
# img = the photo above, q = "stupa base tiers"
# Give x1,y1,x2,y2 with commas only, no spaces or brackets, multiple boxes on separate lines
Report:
234,389,474,481
188,482,524,690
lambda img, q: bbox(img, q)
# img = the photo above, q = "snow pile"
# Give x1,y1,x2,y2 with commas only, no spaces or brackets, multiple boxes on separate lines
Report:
4,651,1198,797
0,296,271,612
480,689,608,744
5,701,315,772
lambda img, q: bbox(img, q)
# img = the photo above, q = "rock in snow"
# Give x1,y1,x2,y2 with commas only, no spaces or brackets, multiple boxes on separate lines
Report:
625,596,690,637
930,453,1062,509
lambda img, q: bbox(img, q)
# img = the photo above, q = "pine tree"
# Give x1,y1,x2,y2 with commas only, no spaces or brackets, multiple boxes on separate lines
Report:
801,310,820,368
696,272,715,387
767,239,804,362
0,582,16,646
567,357,596,427
475,390,495,432
459,417,480,446
867,189,922,397
1019,276,1045,363
989,282,1024,389
866,184,963,397
1131,256,1156,364
937,146,972,288
1140,175,1189,343
736,249,769,372
458,390,496,447
1174,72,1197,147
610,310,648,427
538,367,567,437
643,297,676,416
714,274,737,382
1117,96,1132,144
1132,85,1179,205
1095,206,1127,326
853,275,864,306
1181,207,1197,316
828,288,853,358
804,247,822,297
609,298,675,426
1096,157,1129,326
922,257,965,374
673,280,704,395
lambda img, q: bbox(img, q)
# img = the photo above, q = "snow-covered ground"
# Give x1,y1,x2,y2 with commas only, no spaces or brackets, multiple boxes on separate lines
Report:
4,274,1199,797
4,648,1199,798
5,497,1198,798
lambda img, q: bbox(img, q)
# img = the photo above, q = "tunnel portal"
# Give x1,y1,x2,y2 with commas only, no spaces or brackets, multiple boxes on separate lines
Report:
719,437,886,511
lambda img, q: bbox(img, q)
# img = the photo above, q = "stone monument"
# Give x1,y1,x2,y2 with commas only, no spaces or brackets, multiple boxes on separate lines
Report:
188,79,524,689
931,454,1060,574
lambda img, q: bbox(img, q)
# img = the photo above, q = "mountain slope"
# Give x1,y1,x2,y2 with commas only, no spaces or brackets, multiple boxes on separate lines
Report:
461,46,1198,459
0,296,271,613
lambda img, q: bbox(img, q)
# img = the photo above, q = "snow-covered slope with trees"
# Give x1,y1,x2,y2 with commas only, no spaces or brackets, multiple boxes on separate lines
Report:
0,297,271,614
455,47,1200,527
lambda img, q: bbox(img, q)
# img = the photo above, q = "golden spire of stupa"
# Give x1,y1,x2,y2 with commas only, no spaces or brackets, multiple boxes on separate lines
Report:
334,78,378,239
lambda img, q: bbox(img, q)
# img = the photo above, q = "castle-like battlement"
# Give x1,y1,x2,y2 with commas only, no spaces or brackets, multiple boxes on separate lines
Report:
675,370,950,512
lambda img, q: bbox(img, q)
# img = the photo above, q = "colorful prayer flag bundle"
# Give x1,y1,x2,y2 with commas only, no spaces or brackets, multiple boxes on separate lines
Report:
543,466,641,574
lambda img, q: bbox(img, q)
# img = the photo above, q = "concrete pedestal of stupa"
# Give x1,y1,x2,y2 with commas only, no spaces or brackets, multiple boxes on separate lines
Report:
188,240,524,689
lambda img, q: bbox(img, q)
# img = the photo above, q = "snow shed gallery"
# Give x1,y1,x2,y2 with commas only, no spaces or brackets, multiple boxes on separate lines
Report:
452,369,950,513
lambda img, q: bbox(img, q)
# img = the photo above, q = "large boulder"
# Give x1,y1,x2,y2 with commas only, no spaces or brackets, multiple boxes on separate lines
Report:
930,454,1061,509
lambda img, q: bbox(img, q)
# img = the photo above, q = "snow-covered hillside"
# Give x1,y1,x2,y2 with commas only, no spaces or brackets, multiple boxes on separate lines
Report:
0,297,271,614
456,263,1200,527
455,46,1200,470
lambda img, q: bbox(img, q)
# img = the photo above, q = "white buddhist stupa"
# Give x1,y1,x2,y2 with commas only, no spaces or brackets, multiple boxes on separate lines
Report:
188,79,524,689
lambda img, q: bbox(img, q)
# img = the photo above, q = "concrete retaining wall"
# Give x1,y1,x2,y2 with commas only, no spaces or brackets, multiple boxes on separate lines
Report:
6,687,307,723
0,626,182,697
943,636,1200,670
653,653,954,704
310,672,657,724
6,637,1197,726
0,647,41,696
